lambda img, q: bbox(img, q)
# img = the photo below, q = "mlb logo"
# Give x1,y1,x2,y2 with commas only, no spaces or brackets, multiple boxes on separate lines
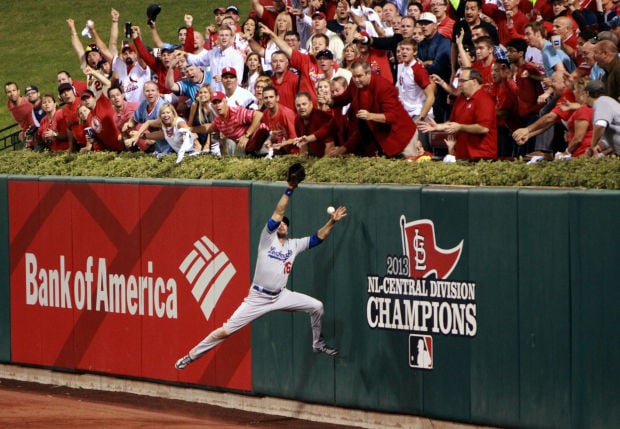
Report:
409,334,433,369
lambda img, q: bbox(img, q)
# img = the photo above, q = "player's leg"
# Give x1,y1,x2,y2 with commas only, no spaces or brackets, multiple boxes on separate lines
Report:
175,290,281,369
273,290,338,356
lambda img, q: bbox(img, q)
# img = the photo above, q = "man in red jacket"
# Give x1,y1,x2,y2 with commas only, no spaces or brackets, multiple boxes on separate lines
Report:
329,61,418,157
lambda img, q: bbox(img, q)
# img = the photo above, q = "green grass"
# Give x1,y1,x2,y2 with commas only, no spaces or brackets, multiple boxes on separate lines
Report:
1,1,251,127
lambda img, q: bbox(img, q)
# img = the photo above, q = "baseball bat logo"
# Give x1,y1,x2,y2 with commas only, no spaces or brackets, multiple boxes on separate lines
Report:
179,236,237,321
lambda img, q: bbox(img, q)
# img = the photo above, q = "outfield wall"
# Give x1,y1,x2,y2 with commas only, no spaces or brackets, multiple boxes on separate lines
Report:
1,176,618,429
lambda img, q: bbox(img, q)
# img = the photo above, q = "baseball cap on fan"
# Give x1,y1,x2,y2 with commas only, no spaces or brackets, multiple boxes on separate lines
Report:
226,5,239,14
210,91,227,102
418,12,437,24
221,66,237,77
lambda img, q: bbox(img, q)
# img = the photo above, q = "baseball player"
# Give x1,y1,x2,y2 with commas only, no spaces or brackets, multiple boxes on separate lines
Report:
175,178,347,370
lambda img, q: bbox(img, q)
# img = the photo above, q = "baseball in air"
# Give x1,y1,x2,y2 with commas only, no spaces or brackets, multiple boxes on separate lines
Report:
327,206,335,215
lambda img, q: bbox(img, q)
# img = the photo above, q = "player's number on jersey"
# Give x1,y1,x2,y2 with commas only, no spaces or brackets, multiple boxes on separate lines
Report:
283,261,292,274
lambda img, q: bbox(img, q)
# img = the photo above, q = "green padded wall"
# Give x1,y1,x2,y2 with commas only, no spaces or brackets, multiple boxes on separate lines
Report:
517,190,571,428
569,191,620,429
468,188,520,427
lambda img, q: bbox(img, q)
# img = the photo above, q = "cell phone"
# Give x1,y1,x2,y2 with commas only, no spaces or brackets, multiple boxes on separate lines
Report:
85,127,94,138
125,22,132,39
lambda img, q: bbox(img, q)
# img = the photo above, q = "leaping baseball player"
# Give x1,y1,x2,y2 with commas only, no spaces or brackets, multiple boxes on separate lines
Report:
175,164,347,370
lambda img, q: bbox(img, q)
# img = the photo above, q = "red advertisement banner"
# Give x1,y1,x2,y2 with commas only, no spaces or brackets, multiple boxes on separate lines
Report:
9,181,251,391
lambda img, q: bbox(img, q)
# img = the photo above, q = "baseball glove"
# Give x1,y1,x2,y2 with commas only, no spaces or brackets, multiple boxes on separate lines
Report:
286,163,306,186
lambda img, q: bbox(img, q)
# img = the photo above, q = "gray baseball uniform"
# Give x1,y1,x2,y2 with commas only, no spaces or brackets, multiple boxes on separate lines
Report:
188,219,327,359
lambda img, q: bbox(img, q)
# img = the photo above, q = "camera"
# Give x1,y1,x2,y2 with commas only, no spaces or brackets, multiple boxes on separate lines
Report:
125,22,132,39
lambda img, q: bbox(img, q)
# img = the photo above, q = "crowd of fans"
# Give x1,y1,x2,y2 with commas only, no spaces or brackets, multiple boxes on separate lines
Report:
5,0,620,162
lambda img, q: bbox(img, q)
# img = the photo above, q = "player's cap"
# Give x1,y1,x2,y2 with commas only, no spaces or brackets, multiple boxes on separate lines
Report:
282,216,290,226
213,7,226,14
121,43,135,53
57,82,74,94
80,89,95,100
25,85,39,93
315,49,334,60
226,5,239,14
418,12,437,24
584,80,605,94
221,66,237,77
210,91,227,102
312,11,327,20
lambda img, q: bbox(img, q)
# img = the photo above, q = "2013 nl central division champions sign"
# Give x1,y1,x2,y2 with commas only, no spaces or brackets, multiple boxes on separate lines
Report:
366,216,478,370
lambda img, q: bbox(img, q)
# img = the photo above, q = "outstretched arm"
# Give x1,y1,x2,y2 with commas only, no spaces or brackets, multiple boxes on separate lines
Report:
67,19,86,63
259,23,292,58
271,182,297,223
91,22,115,63
109,8,120,57
316,207,347,240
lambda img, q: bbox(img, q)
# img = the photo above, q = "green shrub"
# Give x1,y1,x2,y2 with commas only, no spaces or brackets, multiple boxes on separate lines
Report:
0,151,618,189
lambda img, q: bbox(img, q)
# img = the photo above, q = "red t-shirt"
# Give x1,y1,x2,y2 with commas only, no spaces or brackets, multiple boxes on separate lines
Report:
88,95,124,151
290,50,323,94
7,97,34,132
551,89,577,122
450,88,498,160
472,59,495,96
271,70,308,111
60,99,86,148
566,104,593,157
38,110,69,151
261,104,297,141
494,79,518,129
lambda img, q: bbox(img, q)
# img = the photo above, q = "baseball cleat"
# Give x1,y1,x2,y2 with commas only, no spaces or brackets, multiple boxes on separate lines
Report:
175,355,194,370
313,345,339,356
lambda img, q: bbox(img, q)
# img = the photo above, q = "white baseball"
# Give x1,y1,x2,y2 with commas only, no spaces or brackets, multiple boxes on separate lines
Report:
327,206,335,215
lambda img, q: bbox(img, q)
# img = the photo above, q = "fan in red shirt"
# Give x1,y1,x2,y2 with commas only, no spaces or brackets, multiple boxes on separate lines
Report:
419,68,498,160
80,89,125,152
260,85,298,154
330,61,418,157
5,82,34,145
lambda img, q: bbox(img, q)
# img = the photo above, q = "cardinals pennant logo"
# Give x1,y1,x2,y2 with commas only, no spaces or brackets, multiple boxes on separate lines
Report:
400,216,463,280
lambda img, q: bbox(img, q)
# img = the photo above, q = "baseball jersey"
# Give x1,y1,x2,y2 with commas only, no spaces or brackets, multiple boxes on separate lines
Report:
396,60,432,118
112,56,151,103
251,221,310,293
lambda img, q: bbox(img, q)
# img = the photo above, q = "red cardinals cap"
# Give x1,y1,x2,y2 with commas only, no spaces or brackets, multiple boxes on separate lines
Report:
312,11,327,19
221,66,237,77
210,91,226,102
121,43,135,52
213,7,226,14
80,89,95,99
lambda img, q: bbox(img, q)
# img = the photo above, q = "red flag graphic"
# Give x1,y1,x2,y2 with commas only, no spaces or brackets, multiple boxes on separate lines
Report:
400,216,463,279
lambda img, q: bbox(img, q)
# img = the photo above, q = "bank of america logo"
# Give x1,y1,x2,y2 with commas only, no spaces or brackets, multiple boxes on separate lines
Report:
179,236,237,320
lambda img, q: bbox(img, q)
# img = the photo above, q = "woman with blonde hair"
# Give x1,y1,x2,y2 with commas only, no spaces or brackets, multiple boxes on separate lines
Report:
188,84,222,156
126,103,197,162
341,43,360,70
